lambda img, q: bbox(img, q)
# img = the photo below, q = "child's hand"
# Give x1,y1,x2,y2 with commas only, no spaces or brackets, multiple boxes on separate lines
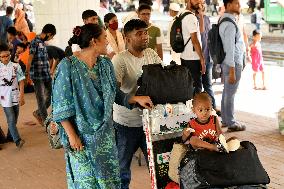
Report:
183,128,195,138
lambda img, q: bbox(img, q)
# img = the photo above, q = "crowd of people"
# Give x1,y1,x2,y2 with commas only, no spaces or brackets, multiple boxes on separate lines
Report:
0,0,267,188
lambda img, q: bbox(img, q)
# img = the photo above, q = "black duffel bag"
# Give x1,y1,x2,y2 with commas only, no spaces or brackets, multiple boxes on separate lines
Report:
136,62,193,105
0,127,6,144
180,141,270,189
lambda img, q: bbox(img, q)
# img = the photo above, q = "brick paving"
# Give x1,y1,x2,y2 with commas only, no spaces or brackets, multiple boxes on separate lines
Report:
0,65,284,189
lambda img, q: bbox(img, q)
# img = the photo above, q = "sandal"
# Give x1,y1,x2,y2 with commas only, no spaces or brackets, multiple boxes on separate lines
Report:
253,86,260,90
227,124,246,132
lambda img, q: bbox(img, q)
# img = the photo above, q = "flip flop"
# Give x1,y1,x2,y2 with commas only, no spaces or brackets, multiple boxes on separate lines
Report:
253,86,260,90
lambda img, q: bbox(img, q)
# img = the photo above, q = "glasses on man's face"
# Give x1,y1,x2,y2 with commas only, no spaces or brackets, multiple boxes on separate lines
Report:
0,54,11,59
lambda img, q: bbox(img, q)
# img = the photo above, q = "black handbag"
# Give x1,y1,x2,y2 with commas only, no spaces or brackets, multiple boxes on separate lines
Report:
180,141,270,188
0,127,6,144
136,61,193,105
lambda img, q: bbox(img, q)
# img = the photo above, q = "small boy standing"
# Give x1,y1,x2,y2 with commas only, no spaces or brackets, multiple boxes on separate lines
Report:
0,44,25,149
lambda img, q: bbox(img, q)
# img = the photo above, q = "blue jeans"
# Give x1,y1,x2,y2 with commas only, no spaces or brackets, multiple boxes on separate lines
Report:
221,64,243,127
33,79,52,121
181,59,202,96
255,23,260,30
202,62,216,109
3,105,21,144
114,122,148,189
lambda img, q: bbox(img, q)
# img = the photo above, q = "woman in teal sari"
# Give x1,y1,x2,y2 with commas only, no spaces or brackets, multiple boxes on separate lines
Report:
52,24,153,189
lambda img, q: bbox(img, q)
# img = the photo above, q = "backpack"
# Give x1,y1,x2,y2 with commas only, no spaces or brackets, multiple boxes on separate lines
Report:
208,17,238,65
251,13,257,24
136,61,193,105
170,12,193,53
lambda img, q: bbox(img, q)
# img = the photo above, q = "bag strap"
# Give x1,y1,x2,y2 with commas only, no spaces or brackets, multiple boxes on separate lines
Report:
178,11,194,49
218,17,238,44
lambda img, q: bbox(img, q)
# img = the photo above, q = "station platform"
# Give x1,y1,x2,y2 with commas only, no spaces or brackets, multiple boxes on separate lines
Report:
0,62,284,189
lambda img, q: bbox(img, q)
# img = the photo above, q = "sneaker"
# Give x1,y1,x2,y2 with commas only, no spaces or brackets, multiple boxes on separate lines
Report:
16,139,25,149
227,123,246,132
33,111,43,126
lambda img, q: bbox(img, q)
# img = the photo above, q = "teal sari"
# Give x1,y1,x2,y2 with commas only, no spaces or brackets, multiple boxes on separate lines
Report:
52,56,128,189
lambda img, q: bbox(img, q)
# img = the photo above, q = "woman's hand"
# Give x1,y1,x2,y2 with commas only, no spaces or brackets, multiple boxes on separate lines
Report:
19,95,25,106
129,96,153,110
61,120,84,152
68,133,84,152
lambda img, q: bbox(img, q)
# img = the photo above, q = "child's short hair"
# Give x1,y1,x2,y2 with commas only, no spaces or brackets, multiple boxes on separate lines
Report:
42,24,56,36
7,26,17,36
0,44,9,52
192,92,212,107
82,9,98,20
252,29,261,36
17,43,28,50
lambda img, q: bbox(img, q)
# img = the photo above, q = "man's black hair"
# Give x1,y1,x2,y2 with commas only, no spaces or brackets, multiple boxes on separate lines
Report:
7,26,17,36
137,4,152,12
42,24,56,36
124,19,148,35
82,9,98,20
6,6,13,15
223,0,234,8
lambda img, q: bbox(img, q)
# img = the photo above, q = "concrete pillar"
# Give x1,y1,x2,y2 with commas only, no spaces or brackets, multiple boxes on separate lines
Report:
33,0,99,49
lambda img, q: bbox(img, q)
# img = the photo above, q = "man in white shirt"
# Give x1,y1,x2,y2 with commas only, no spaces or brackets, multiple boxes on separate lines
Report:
180,0,205,95
167,3,181,64
112,19,162,189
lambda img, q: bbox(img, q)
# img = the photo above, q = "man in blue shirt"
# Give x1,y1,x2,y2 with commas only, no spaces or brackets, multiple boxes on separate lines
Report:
0,6,14,44
219,0,246,132
27,24,56,125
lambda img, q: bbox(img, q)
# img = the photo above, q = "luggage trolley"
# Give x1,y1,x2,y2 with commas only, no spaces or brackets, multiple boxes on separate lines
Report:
142,103,195,189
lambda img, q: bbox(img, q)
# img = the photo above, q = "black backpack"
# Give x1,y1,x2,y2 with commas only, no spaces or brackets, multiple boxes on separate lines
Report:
208,17,238,65
170,12,193,53
136,61,193,105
